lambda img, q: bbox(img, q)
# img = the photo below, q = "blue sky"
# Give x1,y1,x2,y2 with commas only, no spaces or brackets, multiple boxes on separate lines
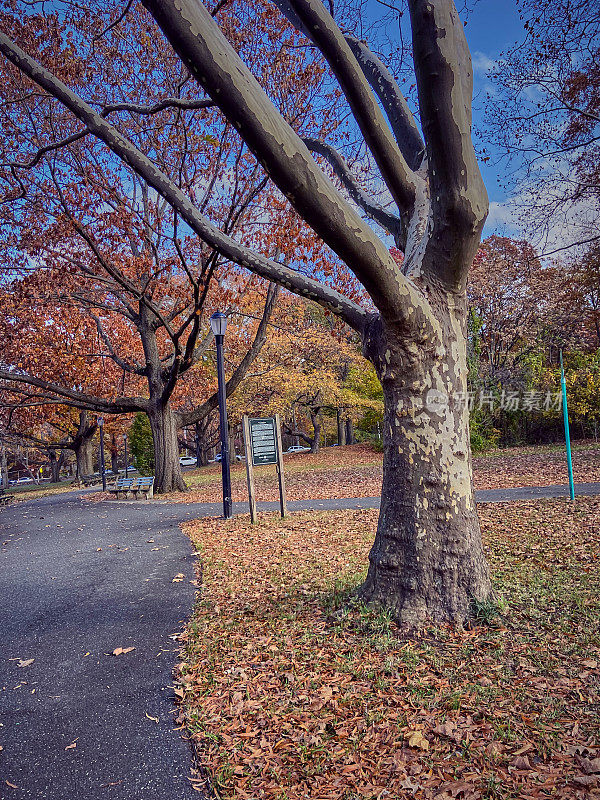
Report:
465,0,526,235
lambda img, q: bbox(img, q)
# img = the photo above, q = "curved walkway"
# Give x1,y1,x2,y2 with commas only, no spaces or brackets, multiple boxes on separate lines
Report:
1,492,204,799
1,480,599,798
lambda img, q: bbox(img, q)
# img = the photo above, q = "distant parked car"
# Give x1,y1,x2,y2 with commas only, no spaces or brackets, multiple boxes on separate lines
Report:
210,453,244,462
285,445,309,453
179,456,197,467
16,477,34,484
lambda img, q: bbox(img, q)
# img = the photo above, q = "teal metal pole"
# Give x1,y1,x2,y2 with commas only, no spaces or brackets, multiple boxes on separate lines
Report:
560,350,575,501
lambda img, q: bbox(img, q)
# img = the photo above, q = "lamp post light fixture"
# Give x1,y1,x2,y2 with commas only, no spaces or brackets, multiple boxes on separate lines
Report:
210,311,232,519
98,416,106,492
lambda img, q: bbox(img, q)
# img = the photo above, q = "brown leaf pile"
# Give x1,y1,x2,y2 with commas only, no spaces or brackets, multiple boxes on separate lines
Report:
180,499,599,800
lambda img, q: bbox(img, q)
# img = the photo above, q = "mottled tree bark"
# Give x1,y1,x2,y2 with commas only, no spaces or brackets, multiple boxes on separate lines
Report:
73,412,97,478
360,291,491,626
75,437,94,477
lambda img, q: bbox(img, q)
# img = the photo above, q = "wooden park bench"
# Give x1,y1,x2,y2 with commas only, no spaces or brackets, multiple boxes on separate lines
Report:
131,476,155,500
108,477,134,499
0,487,15,507
108,476,155,500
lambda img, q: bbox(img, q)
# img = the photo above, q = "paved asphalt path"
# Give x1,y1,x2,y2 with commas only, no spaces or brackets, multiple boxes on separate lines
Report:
2,479,600,799
1,491,206,800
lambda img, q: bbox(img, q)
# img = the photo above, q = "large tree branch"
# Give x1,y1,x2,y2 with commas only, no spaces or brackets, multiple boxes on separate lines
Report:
88,312,145,376
137,0,430,327
177,283,280,428
344,35,425,171
99,96,214,116
302,137,404,244
3,98,215,170
273,0,417,212
0,369,146,414
408,0,488,290
0,29,371,332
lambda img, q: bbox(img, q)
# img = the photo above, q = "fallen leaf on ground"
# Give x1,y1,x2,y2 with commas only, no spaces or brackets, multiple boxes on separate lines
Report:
17,659,34,668
112,647,135,656
145,712,159,723
172,573,185,582
406,730,430,751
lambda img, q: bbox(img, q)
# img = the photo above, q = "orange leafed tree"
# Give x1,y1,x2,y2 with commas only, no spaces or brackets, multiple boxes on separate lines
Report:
0,0,343,492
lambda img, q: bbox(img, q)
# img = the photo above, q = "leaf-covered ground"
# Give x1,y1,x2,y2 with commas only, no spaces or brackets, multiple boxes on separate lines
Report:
180,498,600,799
170,443,600,504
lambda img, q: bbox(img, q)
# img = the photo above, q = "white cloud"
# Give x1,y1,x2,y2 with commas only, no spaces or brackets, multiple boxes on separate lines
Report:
485,200,521,234
484,191,599,261
472,51,497,78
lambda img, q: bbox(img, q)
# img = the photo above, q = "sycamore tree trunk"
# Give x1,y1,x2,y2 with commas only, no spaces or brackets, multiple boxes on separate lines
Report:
358,293,491,627
72,411,97,478
147,400,186,493
1,443,8,489
48,450,63,483
228,425,236,463
195,419,211,467
110,434,119,474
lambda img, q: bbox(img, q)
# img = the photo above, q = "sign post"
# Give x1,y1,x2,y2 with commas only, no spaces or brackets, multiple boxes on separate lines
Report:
242,415,287,523
274,413,287,518
242,415,258,524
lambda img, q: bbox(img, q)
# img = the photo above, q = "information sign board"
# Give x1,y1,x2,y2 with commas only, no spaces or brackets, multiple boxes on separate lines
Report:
249,417,278,466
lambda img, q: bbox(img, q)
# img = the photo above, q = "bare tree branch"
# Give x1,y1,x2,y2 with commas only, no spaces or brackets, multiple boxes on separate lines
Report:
99,96,214,117
273,0,417,212
0,369,146,414
302,137,405,244
344,34,425,171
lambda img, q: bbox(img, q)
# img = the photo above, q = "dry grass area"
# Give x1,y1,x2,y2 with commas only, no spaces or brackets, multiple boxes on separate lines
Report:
170,442,600,504
179,499,599,800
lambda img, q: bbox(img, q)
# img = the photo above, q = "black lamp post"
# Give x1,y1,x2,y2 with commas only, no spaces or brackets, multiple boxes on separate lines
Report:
210,311,232,519
98,416,106,491
123,433,128,478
